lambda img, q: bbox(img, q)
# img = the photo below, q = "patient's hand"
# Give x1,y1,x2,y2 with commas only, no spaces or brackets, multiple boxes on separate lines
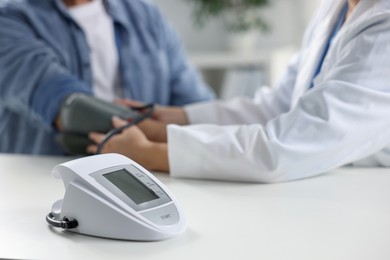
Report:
87,116,169,172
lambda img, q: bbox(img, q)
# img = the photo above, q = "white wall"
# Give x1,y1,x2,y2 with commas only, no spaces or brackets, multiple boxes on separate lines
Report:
155,0,322,53
155,0,322,94
154,0,227,52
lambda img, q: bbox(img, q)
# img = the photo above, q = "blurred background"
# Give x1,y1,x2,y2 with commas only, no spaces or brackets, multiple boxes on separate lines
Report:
154,0,322,98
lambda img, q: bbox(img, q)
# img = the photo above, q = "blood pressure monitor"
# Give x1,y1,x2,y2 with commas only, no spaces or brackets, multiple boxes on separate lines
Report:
46,154,186,241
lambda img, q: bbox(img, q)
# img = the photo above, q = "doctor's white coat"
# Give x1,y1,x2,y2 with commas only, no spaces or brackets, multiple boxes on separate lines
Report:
167,0,390,183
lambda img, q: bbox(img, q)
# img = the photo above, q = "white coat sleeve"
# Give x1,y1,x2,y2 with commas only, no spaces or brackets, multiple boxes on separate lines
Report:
184,53,300,126
167,15,390,183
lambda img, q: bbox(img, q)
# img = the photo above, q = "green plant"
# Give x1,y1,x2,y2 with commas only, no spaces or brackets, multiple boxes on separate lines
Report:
185,0,270,32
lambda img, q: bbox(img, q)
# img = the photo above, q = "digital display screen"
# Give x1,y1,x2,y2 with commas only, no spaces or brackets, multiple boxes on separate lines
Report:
104,169,159,205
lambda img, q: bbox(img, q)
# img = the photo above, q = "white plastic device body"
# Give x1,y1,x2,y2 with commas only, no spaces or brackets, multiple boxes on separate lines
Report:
50,153,186,241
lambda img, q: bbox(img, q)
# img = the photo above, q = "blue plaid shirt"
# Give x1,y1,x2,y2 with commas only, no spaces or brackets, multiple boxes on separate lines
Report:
0,0,214,154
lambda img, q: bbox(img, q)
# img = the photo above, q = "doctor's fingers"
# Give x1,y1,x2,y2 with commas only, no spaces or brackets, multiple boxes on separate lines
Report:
152,106,188,125
87,131,123,155
111,117,155,143
87,116,127,147
113,99,180,125
114,99,163,121
112,116,127,128
89,132,106,144
114,99,144,108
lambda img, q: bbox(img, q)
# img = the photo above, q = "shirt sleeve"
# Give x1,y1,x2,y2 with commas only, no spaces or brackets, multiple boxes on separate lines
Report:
0,6,92,130
154,7,215,106
167,15,390,183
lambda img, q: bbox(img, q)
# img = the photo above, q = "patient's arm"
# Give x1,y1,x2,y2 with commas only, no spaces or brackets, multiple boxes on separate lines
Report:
88,117,170,172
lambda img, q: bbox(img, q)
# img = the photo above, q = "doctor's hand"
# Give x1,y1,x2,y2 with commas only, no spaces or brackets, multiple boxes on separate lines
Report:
87,117,170,172
137,119,168,143
115,99,189,125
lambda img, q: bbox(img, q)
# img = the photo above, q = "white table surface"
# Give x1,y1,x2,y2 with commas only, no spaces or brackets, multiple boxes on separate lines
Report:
1,154,390,260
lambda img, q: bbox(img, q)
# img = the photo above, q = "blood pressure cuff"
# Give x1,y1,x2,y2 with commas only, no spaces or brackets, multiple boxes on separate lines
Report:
57,94,141,155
